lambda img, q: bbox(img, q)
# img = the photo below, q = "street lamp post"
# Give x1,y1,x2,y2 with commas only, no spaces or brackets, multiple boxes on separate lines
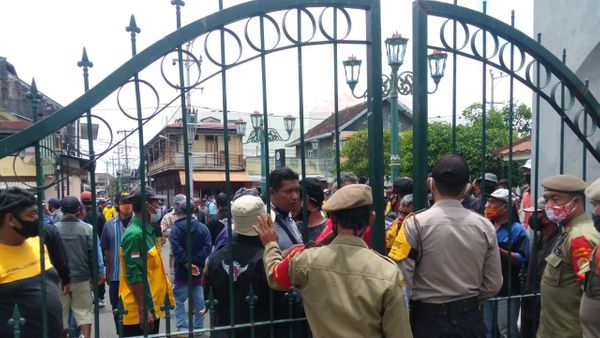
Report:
235,111,296,197
343,33,447,181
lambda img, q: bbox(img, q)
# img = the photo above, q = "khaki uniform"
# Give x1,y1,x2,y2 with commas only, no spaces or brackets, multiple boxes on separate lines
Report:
264,235,412,338
580,245,600,338
391,200,502,303
538,214,600,338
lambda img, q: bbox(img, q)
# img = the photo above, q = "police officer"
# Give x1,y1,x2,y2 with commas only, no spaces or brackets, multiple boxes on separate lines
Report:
537,175,600,338
391,154,502,338
580,178,600,338
255,184,412,338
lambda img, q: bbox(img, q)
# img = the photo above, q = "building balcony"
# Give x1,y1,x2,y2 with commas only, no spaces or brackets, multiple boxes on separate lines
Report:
148,152,244,176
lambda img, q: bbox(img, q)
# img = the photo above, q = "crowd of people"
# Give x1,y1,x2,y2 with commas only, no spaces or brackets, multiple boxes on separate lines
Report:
1,155,600,338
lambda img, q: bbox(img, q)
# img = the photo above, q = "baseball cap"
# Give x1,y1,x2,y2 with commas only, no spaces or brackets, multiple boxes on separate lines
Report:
431,155,470,184
116,191,131,203
489,188,514,204
61,196,81,214
520,159,532,170
323,184,372,212
126,184,166,201
48,198,61,208
231,195,266,236
80,191,92,203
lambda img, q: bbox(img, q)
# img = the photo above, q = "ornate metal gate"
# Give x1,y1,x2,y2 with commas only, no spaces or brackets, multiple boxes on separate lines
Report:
2,0,600,337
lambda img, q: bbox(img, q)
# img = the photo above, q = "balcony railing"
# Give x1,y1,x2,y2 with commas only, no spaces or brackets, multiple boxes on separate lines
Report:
148,152,244,175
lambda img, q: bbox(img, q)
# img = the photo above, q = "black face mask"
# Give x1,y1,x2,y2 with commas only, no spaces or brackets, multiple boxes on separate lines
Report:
524,174,531,184
593,214,600,233
14,216,39,238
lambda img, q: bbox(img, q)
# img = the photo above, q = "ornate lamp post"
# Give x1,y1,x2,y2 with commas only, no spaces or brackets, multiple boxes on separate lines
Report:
343,33,447,181
235,111,296,196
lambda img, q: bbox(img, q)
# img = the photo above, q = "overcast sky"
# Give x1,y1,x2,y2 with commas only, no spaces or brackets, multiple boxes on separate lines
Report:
1,0,534,172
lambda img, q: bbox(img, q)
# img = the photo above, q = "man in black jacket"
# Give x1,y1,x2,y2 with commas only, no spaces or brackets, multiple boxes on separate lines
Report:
207,192,229,245
205,195,288,338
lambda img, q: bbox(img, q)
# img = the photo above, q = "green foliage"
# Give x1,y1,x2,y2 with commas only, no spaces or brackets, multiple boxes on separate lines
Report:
340,102,532,183
340,129,390,178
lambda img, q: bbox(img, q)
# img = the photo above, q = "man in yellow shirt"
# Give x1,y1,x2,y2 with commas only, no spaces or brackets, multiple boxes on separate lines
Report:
0,187,63,338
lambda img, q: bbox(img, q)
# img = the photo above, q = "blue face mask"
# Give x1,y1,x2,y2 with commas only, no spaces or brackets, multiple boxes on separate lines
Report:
149,207,162,223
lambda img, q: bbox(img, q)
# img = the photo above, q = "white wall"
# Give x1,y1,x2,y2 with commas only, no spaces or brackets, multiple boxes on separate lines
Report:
533,0,600,197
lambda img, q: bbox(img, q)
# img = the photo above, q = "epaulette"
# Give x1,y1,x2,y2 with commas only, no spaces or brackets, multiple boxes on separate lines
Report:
371,249,399,266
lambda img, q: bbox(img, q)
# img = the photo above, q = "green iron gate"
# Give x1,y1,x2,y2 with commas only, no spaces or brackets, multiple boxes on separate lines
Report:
0,0,385,337
2,0,600,337
412,1,600,338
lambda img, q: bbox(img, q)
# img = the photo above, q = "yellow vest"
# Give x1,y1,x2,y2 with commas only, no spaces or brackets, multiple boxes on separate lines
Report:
118,244,174,325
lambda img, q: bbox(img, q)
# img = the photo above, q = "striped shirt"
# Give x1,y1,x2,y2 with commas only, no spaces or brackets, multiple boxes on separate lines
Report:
100,216,131,282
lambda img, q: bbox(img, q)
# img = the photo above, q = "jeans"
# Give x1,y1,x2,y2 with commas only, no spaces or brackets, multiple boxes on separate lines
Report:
173,284,205,330
483,298,521,338
108,281,120,334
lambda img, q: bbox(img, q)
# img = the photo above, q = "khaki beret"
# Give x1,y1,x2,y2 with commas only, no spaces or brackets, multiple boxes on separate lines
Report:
541,175,588,193
323,184,372,212
585,178,600,201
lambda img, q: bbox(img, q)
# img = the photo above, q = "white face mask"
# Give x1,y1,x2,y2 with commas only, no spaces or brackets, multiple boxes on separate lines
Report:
149,207,162,223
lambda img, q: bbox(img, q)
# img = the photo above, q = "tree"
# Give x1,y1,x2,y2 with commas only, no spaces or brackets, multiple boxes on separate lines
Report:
340,102,532,183
340,129,390,178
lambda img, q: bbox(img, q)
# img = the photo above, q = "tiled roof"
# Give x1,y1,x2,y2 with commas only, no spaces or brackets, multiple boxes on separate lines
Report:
492,135,531,155
287,101,369,146
0,120,32,130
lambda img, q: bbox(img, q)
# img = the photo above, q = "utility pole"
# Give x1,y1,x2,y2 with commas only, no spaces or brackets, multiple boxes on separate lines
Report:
117,129,135,172
489,69,508,109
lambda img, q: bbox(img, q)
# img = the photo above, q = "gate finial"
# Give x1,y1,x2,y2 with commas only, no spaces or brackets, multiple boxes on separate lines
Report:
77,47,94,69
126,15,141,34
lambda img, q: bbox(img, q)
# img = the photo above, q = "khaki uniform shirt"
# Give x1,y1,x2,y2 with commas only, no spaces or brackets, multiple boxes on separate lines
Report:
391,199,502,304
264,235,412,338
538,213,600,338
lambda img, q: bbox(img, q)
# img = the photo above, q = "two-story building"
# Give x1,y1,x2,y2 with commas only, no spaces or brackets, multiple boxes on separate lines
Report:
146,116,252,206
283,98,412,178
0,56,87,198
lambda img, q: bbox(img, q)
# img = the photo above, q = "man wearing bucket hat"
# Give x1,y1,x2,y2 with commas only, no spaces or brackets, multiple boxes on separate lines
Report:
256,184,412,338
205,195,288,338
580,178,600,337
537,175,600,338
520,197,560,338
118,185,174,336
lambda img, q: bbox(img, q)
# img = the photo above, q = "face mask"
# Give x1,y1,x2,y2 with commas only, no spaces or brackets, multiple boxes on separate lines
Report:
484,207,498,220
544,198,575,224
593,214,600,233
530,215,549,231
13,216,40,238
524,174,531,184
484,205,506,221
149,208,162,223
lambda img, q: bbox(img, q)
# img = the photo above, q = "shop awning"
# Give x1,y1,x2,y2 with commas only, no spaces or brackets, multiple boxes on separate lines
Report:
178,170,253,184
